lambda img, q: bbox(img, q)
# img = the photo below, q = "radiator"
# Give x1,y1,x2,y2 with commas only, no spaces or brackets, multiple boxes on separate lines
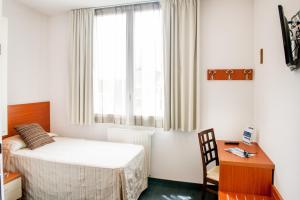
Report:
107,127,154,176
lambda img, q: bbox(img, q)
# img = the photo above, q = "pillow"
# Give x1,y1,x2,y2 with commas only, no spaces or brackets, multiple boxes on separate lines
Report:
15,123,54,150
3,135,27,152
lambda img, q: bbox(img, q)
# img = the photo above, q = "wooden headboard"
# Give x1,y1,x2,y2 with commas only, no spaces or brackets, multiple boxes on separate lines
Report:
3,102,50,139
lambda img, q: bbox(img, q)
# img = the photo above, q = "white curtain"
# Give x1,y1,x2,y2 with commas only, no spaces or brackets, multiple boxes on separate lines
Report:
70,8,95,125
93,3,164,127
162,0,201,132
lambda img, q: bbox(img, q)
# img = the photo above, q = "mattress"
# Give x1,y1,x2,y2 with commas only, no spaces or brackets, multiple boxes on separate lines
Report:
6,137,147,200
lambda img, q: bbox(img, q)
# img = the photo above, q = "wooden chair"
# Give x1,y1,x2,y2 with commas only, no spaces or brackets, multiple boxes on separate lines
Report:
198,128,219,198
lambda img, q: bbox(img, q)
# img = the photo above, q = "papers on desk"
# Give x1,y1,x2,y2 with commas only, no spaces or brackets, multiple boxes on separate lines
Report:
225,147,256,158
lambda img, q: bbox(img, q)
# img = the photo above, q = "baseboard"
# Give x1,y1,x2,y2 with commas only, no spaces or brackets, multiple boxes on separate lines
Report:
271,185,284,200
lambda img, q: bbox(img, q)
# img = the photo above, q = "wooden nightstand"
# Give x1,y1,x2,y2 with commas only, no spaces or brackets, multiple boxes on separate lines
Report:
4,172,22,200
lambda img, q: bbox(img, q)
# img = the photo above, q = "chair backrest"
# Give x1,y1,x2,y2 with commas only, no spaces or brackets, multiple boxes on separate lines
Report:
198,128,219,177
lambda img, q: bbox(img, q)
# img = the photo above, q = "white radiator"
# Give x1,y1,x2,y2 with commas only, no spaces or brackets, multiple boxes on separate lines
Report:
107,128,154,176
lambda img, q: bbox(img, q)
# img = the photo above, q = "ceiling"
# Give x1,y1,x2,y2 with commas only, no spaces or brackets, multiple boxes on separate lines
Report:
16,0,152,16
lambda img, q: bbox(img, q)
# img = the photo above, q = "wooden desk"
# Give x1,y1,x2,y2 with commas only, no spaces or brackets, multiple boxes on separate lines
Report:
217,140,274,196
219,191,273,200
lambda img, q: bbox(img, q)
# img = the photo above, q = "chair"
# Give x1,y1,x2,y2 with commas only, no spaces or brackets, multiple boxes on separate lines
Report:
198,128,219,198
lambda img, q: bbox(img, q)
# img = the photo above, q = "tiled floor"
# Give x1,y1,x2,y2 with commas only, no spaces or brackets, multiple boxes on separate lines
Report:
139,178,218,200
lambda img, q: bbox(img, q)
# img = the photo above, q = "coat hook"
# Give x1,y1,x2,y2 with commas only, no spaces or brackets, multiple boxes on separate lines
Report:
244,69,252,80
208,70,217,80
225,70,234,80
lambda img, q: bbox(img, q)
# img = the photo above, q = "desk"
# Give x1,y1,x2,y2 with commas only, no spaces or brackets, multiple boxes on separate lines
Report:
217,140,274,196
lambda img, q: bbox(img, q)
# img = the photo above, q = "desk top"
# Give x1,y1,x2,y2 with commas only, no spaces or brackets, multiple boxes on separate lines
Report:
217,140,275,169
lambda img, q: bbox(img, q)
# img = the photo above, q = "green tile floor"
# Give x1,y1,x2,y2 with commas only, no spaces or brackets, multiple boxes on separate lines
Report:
139,178,218,200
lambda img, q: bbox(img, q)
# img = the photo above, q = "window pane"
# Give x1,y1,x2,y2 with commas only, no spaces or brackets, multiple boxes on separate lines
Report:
133,9,164,117
93,13,127,116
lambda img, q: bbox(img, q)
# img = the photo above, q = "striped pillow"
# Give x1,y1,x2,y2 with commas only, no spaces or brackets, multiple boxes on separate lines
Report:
15,123,54,150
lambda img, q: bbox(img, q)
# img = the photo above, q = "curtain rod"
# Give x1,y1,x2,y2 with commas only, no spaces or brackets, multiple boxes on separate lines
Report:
80,0,160,11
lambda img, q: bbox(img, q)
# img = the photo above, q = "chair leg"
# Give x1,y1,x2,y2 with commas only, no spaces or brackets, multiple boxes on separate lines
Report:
202,179,207,200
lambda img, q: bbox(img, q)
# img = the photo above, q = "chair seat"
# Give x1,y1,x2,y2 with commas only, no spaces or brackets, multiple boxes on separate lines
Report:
207,166,219,181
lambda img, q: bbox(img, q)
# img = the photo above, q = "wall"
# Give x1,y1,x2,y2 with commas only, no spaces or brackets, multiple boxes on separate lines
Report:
200,0,254,140
3,0,49,105
48,0,254,183
254,0,300,199
0,0,2,16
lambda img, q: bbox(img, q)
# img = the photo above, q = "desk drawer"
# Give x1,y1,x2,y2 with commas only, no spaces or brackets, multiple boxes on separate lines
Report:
4,178,22,200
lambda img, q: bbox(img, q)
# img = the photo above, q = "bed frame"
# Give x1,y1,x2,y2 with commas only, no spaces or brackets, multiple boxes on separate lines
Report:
3,102,50,139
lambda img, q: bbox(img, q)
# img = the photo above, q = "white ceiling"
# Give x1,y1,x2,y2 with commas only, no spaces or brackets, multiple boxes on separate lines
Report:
16,0,153,16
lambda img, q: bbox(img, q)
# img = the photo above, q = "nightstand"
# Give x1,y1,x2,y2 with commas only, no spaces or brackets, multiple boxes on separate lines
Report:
4,172,22,200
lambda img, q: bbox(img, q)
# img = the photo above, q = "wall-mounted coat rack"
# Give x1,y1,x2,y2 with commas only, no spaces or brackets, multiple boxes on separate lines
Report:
207,69,253,80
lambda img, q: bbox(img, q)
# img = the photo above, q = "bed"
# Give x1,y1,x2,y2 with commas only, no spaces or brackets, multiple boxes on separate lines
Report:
3,102,147,200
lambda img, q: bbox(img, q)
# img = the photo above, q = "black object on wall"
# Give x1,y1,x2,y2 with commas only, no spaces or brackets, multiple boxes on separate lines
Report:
278,5,300,70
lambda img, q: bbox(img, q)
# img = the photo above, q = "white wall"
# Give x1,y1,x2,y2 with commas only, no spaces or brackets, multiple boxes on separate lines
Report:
3,0,49,105
0,0,3,16
254,0,300,199
200,0,254,140
48,0,254,184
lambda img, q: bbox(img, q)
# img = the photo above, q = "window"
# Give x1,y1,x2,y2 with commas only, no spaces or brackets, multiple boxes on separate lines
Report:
93,3,163,127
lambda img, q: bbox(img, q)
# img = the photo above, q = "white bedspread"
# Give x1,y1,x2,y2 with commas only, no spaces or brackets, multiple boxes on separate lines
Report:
7,137,147,200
